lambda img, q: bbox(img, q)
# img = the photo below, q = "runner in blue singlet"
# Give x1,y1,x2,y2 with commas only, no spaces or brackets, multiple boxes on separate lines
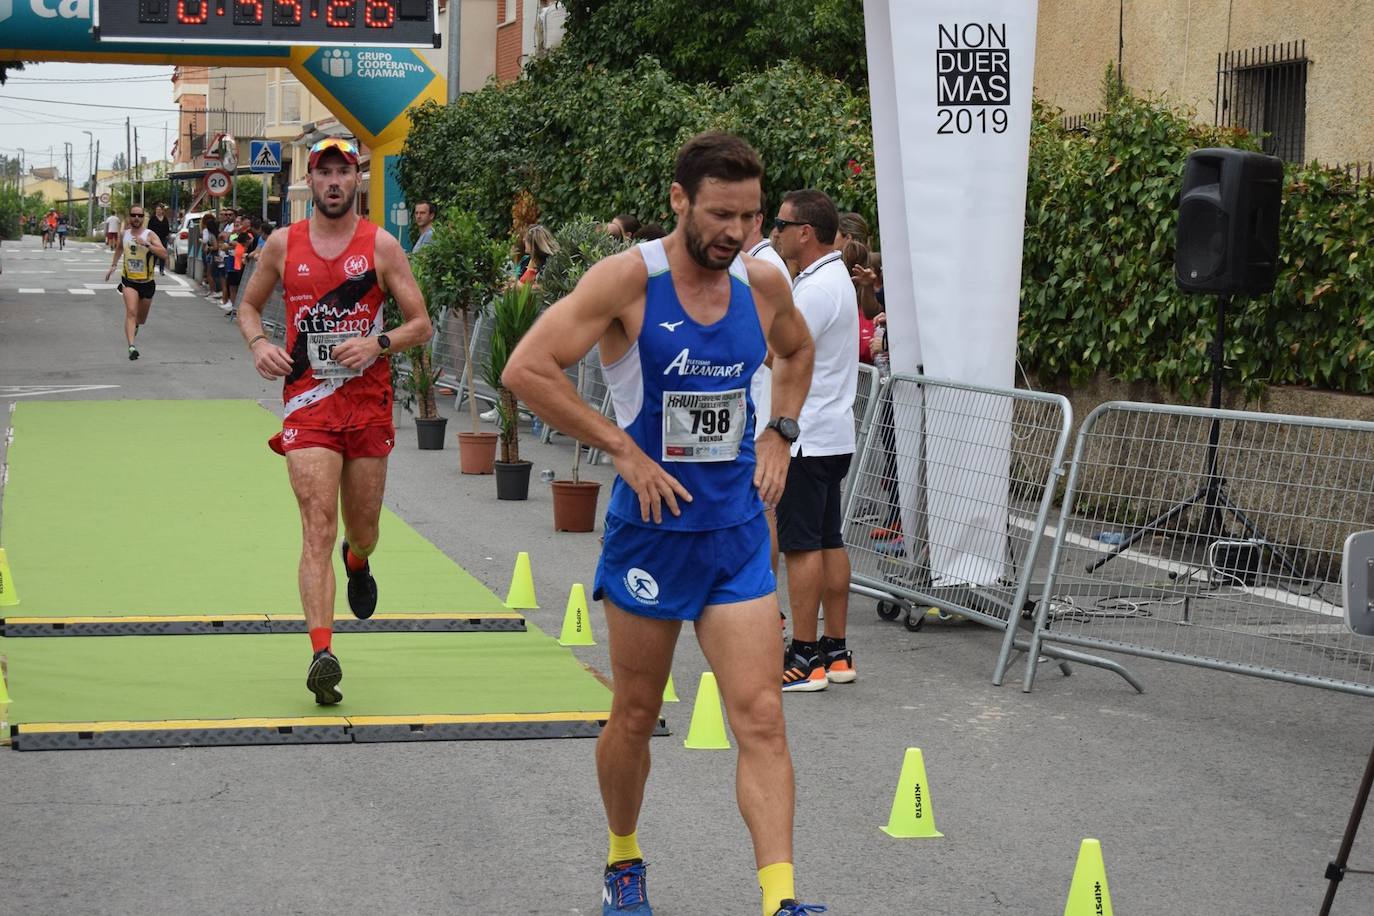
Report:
504,132,827,916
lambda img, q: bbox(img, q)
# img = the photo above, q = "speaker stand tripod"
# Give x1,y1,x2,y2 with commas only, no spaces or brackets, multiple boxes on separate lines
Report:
1085,294,1302,579
1319,733,1374,914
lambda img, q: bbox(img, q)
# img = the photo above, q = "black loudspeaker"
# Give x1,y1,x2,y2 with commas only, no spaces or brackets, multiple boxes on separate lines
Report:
1175,148,1283,295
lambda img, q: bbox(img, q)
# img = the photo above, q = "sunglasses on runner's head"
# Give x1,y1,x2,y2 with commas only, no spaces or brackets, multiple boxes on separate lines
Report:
308,137,360,168
772,217,810,232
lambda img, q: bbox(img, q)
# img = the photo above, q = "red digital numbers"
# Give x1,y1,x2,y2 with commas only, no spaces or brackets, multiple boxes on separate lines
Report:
234,1,263,23
326,0,356,27
272,0,302,24
364,0,396,28
177,0,209,23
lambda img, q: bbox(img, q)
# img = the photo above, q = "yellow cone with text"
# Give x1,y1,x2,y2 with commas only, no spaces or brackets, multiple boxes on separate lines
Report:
559,583,596,646
504,551,539,609
880,747,943,838
0,548,18,606
683,672,730,749
1064,838,1114,916
662,673,679,703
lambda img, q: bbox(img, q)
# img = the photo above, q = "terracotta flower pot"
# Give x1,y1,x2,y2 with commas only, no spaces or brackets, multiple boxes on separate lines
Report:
551,479,602,532
457,431,498,475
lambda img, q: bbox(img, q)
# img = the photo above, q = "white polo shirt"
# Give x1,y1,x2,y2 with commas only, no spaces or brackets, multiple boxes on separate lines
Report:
789,250,858,457
746,239,793,440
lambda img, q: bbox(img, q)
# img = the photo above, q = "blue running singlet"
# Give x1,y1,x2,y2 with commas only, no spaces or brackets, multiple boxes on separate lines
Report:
602,239,768,532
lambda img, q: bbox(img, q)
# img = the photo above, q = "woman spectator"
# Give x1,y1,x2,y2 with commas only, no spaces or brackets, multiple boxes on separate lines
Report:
518,224,559,287
836,211,870,250
842,239,881,365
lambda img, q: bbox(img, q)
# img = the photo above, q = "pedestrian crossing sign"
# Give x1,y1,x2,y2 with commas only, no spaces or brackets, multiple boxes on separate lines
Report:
249,140,282,174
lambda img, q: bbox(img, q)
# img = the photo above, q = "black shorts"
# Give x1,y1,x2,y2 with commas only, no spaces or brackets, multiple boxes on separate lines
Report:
225,269,243,287
776,452,852,552
118,278,156,300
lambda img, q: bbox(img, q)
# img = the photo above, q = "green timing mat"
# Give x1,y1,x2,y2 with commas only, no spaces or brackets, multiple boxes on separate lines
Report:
0,400,515,627
4,631,635,750
0,401,647,749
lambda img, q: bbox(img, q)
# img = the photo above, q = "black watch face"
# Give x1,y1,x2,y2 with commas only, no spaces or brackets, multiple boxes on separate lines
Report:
777,418,800,441
378,335,391,351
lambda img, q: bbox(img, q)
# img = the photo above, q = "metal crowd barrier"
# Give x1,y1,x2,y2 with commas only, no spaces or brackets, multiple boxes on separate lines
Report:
1024,401,1374,697
843,373,1138,687
842,364,882,516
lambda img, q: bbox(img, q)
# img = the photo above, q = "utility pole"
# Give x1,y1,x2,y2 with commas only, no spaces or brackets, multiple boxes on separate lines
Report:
126,117,133,212
135,128,144,208
64,142,72,223
94,139,101,222
447,0,462,105
83,130,95,234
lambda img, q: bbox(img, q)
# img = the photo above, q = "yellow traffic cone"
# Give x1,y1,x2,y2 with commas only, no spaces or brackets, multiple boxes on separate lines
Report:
1063,839,1114,916
880,747,943,838
663,673,680,703
683,672,730,749
559,584,596,646
504,551,539,609
0,548,18,606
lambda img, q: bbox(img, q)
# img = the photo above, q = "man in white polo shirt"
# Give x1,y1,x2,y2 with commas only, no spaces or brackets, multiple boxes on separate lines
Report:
772,189,859,691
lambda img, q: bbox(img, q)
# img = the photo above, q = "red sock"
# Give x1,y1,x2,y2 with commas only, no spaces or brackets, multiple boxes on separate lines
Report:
309,627,332,654
344,546,368,573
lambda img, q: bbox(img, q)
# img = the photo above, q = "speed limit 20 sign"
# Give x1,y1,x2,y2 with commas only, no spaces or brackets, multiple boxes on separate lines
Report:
205,169,234,198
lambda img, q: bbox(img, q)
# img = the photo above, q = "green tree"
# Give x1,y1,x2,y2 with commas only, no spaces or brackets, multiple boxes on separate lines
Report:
560,0,867,88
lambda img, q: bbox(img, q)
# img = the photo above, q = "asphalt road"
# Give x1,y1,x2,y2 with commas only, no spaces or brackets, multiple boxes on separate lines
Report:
1,233,1372,915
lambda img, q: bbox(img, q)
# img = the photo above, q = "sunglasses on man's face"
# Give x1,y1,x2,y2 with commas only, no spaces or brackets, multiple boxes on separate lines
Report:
772,217,810,232
129,213,145,219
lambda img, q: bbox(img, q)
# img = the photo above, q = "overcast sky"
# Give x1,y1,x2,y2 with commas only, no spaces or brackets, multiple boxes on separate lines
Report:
0,62,183,177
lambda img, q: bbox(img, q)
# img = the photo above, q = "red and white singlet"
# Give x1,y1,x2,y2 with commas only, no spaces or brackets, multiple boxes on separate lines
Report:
280,219,391,430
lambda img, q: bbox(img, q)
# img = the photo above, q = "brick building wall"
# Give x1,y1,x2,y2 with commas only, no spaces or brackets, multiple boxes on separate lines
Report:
496,0,525,82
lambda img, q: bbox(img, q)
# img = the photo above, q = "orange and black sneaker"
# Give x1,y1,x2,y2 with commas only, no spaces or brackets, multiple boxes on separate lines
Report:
782,648,828,692
823,648,857,684
819,637,856,684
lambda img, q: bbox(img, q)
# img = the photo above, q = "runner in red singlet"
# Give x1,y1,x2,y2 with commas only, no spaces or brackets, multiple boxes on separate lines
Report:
235,137,433,705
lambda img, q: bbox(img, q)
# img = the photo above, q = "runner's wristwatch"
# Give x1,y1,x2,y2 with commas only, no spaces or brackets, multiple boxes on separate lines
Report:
377,334,392,356
765,417,800,443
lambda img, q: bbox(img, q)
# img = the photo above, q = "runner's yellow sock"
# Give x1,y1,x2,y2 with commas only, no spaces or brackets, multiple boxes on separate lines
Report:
608,828,643,866
758,862,795,916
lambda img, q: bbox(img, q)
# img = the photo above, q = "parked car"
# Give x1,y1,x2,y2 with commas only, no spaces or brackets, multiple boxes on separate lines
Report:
173,210,208,274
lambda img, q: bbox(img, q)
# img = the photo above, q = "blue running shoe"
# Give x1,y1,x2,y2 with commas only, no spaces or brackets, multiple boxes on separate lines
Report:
773,902,827,916
602,859,651,914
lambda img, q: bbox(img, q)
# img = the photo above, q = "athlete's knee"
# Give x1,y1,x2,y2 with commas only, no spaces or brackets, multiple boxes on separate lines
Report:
348,533,378,557
609,689,665,739
726,689,786,748
298,506,338,553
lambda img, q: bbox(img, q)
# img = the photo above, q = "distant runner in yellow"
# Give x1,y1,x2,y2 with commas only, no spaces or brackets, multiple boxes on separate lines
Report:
104,206,167,361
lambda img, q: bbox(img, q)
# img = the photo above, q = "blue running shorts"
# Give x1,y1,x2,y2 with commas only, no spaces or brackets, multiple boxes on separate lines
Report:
593,512,775,621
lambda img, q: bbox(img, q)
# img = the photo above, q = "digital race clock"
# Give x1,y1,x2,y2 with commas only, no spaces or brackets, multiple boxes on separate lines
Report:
94,1,439,49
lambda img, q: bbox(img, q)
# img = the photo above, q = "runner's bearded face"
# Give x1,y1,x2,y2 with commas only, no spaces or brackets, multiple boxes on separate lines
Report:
678,178,757,271
309,155,359,219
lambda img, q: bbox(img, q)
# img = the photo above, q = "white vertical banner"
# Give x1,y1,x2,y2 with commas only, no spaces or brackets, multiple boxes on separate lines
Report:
866,1,1039,586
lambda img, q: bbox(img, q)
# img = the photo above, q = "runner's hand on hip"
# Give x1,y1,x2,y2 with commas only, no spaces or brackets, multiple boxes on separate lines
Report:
251,341,294,380
754,432,791,508
612,446,692,524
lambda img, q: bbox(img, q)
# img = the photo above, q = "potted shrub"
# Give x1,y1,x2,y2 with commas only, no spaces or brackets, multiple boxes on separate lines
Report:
411,206,507,471
551,363,604,531
405,342,448,449
481,282,542,500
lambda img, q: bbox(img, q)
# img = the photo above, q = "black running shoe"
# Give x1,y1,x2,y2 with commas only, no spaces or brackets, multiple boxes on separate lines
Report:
340,540,377,619
128,345,139,360
307,649,343,705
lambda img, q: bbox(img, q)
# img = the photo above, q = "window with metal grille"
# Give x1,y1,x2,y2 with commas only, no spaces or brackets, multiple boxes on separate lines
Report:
1216,41,1309,163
